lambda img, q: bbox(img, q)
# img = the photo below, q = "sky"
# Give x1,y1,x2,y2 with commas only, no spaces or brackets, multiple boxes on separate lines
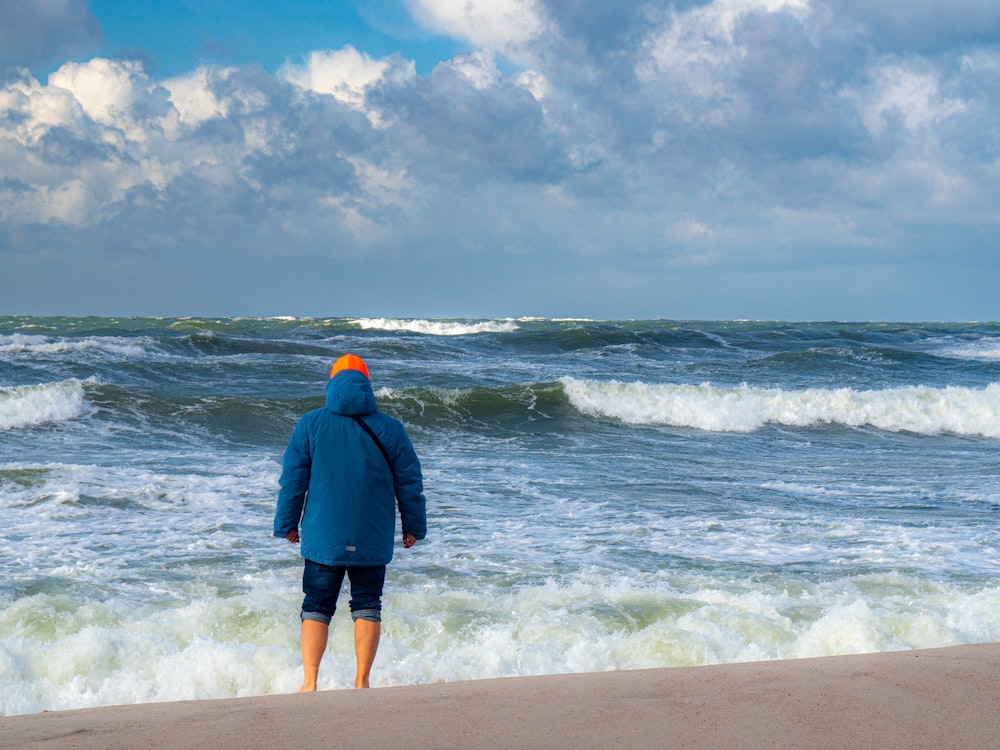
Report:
1,0,999,320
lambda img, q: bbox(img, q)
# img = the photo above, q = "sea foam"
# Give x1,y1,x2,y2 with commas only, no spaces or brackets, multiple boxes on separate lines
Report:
0,379,89,430
0,334,147,357
561,378,1000,436
935,338,1000,361
351,318,520,335
3,569,998,716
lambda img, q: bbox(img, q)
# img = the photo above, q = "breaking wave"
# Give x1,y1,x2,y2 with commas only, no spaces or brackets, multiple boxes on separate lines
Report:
0,334,147,357
0,379,89,430
933,338,1000,362
560,377,1000,437
350,318,520,335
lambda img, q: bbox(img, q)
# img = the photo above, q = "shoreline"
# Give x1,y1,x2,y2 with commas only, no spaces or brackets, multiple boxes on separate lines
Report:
4,643,999,749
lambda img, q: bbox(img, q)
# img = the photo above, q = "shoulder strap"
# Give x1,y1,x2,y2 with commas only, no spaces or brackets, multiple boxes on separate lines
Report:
352,415,392,471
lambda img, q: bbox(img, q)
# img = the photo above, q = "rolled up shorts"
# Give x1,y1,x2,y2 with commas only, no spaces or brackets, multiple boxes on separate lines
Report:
301,558,386,624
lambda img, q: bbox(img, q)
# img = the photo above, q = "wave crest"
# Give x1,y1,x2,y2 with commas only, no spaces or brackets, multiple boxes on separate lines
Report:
351,318,520,335
0,379,89,430
935,339,1000,361
0,334,147,357
560,377,1000,437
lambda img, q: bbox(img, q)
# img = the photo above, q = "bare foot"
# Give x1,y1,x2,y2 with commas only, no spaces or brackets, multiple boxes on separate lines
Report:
298,684,317,693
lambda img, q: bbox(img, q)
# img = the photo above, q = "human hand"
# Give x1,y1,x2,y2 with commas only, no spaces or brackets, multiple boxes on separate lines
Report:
285,528,300,544
402,532,416,548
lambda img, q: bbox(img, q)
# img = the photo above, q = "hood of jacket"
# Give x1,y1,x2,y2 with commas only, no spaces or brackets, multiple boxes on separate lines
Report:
325,369,377,416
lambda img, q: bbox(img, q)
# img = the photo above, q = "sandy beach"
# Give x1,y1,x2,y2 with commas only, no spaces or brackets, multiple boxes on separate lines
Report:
3,643,998,749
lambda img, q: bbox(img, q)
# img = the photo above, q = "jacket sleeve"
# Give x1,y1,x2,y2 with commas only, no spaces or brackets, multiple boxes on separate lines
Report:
389,425,428,540
274,418,312,537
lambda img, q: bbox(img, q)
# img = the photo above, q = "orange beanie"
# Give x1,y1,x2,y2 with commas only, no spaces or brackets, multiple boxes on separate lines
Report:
330,353,370,380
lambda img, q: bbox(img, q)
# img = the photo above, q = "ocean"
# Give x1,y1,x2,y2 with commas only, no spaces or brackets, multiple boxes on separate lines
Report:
1,316,998,716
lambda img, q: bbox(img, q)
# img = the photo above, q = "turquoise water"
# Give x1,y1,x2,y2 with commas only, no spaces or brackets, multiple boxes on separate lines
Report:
1,317,998,715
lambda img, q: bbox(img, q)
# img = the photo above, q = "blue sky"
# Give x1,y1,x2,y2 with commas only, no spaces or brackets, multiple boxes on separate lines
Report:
1,0,999,320
85,1,462,77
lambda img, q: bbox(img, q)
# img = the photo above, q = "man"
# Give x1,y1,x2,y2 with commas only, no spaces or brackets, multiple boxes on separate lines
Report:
274,353,427,690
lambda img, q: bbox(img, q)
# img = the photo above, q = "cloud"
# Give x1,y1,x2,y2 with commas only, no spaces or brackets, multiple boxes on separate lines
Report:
1,0,999,318
405,0,549,58
0,0,101,70
160,68,230,128
827,0,1000,53
844,61,966,137
279,45,416,123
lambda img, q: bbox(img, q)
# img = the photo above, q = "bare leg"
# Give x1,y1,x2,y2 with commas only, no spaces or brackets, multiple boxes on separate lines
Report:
299,619,329,692
354,619,381,688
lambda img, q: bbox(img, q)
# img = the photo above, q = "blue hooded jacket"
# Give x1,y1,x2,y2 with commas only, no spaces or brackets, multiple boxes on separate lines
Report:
273,369,427,566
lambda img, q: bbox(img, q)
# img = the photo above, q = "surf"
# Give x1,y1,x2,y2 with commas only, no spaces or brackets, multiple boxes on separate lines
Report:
560,377,1000,436
0,379,91,430
350,318,521,335
4,316,1000,717
0,334,147,357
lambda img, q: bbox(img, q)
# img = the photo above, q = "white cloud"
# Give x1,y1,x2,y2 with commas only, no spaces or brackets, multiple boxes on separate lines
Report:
281,46,387,105
636,0,814,124
0,73,81,144
0,62,237,225
845,61,967,136
47,58,154,142
2,2,999,319
439,51,500,89
515,69,551,101
960,49,1000,74
280,45,414,125
161,67,230,128
45,178,97,223
640,0,812,74
406,0,548,58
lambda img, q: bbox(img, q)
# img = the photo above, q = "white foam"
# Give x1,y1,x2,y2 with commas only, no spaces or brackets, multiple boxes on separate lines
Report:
351,318,520,335
935,338,1000,361
0,334,148,357
561,377,1000,437
0,379,89,430
4,569,998,716
0,576,302,716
